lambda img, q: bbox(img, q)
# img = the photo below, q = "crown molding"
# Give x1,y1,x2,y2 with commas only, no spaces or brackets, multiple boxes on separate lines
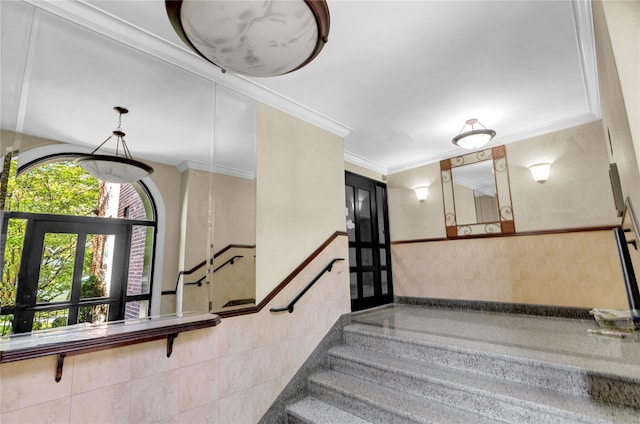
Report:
571,0,601,118
344,150,388,176
24,0,352,139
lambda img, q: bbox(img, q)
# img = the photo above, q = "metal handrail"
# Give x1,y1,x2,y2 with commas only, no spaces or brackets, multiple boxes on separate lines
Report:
269,258,344,313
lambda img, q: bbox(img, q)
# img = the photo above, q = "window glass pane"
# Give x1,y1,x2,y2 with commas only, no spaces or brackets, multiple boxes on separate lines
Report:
38,233,76,302
127,226,154,296
361,248,373,267
362,272,375,297
125,300,149,320
349,247,357,268
357,189,373,242
2,218,26,308
82,234,117,298
350,272,358,300
381,271,389,295
345,186,356,242
376,185,386,243
1,314,13,336
32,309,69,331
380,248,387,267
78,304,109,324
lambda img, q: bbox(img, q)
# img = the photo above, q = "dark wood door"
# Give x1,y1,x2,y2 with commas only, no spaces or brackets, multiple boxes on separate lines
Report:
345,172,393,311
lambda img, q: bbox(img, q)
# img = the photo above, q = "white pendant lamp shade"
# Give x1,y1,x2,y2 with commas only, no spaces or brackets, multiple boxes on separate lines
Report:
452,118,496,150
77,155,153,184
166,0,330,77
76,107,153,184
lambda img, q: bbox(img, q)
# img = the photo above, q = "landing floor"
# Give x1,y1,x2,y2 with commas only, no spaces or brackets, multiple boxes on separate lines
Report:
351,304,640,379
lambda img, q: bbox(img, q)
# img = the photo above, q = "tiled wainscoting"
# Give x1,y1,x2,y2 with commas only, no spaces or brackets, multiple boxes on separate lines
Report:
0,238,350,424
392,229,628,309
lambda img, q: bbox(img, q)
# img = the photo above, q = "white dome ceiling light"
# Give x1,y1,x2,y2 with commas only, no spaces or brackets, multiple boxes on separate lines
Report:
165,0,331,77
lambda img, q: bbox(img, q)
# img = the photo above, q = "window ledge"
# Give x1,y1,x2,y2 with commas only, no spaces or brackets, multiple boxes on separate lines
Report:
0,313,221,364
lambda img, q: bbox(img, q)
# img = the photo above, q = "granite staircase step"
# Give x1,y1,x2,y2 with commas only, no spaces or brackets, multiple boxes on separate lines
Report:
328,344,640,424
306,370,504,424
343,323,640,409
275,306,640,424
285,397,373,424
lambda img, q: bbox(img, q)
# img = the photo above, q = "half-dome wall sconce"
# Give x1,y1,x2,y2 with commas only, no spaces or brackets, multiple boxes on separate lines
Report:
529,162,552,183
414,186,429,202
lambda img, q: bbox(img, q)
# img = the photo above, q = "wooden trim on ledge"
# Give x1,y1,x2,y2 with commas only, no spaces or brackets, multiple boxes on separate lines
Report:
390,225,619,245
217,231,348,319
0,313,221,364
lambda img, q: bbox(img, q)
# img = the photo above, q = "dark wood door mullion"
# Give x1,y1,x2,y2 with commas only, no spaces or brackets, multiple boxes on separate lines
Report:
67,231,87,325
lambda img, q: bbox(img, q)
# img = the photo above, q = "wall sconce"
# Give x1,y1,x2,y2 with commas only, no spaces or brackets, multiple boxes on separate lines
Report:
529,162,551,183
414,186,429,202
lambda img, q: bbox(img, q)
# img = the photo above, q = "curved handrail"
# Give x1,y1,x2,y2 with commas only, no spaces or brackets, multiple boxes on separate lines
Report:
269,258,344,313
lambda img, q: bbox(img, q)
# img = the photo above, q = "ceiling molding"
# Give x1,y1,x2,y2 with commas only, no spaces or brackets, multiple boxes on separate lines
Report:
571,0,601,118
176,160,256,180
213,164,256,180
344,151,388,176
24,0,352,139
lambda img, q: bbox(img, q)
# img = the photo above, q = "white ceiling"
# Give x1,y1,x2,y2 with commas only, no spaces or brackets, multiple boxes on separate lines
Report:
1,0,600,177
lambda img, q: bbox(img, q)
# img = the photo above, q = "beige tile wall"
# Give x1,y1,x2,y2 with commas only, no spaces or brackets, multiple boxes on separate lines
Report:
0,237,350,424
392,230,628,309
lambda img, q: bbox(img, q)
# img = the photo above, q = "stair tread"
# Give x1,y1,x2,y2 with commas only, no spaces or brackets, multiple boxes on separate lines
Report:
309,370,503,424
344,322,640,380
329,344,640,423
286,397,374,424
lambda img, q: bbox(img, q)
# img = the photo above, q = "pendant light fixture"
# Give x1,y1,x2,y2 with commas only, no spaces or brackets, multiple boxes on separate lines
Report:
76,107,153,184
451,118,496,150
165,0,330,77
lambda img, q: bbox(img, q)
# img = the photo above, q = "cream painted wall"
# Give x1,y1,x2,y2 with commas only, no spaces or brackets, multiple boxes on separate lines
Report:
593,0,640,212
255,104,346,303
178,168,212,272
599,0,640,175
508,120,620,232
453,184,477,226
387,161,445,241
213,173,256,249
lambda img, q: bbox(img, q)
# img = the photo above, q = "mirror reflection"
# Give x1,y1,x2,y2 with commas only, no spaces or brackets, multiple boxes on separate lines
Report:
440,146,515,237
452,160,498,225
1,1,258,337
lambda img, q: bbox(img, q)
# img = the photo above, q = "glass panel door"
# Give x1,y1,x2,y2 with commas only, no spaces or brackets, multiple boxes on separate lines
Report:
345,172,393,311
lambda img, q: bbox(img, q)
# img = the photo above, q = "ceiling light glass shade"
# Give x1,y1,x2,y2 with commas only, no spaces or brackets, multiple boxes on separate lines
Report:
452,119,496,150
529,162,551,183
76,107,154,184
77,155,154,184
166,0,330,77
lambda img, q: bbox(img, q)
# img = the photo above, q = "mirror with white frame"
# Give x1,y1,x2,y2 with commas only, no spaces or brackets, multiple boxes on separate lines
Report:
440,146,515,237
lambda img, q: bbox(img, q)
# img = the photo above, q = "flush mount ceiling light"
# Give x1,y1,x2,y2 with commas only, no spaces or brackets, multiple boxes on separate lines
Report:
451,118,497,150
76,107,154,184
165,0,330,77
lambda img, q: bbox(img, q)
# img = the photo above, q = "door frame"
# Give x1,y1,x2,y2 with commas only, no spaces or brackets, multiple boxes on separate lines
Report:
345,171,393,311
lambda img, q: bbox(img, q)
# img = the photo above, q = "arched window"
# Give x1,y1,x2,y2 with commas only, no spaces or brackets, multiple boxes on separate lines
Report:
1,154,157,335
